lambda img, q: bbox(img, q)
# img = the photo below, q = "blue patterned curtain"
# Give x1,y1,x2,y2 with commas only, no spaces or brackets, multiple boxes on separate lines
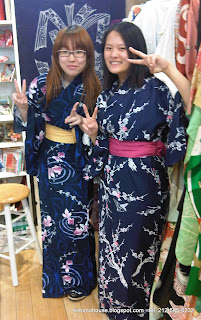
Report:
14,0,125,85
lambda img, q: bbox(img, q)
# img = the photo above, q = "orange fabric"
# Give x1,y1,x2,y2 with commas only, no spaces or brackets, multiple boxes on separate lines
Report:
45,123,77,144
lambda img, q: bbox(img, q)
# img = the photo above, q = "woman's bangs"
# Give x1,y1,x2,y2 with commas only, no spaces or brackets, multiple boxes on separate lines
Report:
60,31,87,51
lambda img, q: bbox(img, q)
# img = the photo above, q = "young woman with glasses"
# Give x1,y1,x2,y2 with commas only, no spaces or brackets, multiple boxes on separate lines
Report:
12,26,101,301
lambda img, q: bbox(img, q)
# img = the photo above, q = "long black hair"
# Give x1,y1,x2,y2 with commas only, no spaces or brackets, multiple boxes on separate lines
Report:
102,22,152,90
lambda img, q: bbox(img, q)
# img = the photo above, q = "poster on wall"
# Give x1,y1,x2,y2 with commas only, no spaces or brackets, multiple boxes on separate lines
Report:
14,0,125,86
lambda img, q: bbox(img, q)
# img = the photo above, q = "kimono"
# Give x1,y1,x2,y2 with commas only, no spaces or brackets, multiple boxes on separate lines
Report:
83,77,186,320
14,73,97,298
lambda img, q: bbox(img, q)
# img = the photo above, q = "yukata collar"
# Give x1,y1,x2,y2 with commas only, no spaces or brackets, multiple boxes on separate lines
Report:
46,73,84,117
111,78,129,94
61,73,83,88
105,78,130,106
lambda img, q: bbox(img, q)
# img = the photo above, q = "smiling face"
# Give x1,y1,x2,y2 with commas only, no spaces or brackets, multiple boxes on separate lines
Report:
58,42,87,86
104,30,130,86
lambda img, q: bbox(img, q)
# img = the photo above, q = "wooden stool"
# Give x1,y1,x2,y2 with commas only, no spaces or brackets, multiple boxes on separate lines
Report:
0,183,42,286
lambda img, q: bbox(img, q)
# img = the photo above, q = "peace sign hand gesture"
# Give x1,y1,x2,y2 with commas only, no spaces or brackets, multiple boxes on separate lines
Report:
12,79,28,109
12,79,28,122
127,47,169,74
65,103,98,144
82,105,98,144
127,47,191,108
65,102,83,127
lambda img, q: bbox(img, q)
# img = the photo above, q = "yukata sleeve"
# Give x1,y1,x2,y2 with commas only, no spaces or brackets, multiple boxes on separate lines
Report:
13,104,27,133
165,91,187,167
83,92,110,180
83,128,109,180
25,77,46,176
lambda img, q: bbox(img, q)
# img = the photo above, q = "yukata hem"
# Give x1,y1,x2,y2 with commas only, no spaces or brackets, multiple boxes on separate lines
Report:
42,283,97,298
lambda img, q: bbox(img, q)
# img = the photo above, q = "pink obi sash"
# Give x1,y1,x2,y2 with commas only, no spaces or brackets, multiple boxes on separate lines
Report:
109,138,166,158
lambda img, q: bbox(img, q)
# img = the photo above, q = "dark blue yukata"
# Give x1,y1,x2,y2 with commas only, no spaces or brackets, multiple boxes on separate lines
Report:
14,73,96,298
83,77,186,319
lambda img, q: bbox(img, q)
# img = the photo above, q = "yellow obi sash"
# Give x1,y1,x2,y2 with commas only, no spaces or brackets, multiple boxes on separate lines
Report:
45,123,77,144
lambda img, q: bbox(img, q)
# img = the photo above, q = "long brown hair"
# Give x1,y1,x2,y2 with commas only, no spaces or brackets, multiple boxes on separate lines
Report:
45,26,101,111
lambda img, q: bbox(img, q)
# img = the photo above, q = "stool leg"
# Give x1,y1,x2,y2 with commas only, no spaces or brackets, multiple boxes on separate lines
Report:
22,199,43,265
4,204,18,286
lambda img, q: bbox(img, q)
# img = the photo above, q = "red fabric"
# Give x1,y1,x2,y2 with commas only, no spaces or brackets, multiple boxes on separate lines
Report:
185,0,200,81
176,0,190,76
0,0,5,20
109,138,166,158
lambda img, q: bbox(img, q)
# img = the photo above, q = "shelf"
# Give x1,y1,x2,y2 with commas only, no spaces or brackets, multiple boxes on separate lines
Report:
0,171,27,179
0,21,12,26
0,0,34,218
0,60,14,63
0,46,14,49
0,80,14,83
0,115,14,122
0,141,24,148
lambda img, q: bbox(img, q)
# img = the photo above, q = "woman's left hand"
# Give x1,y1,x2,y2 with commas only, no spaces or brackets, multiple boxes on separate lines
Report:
127,47,169,74
64,102,83,126
127,47,190,108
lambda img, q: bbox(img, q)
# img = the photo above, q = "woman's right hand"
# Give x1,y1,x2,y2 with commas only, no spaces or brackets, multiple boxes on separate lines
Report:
12,79,28,122
12,79,28,109
64,103,98,144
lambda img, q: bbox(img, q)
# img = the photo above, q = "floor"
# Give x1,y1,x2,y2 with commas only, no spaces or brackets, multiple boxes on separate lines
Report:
0,231,109,320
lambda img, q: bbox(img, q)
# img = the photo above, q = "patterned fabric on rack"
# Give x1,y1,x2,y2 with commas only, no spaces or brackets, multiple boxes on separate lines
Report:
185,0,200,82
149,221,177,320
181,296,201,319
187,43,201,115
175,0,182,54
176,190,200,266
133,0,181,97
176,0,190,76
184,124,201,299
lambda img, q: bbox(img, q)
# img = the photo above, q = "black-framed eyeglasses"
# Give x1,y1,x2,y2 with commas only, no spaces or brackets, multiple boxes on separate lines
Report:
57,50,86,58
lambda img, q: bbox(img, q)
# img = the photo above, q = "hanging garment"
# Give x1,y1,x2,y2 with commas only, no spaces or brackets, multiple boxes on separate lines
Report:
185,125,201,299
167,161,185,223
185,0,200,82
133,0,181,96
197,1,201,49
149,221,178,320
175,0,182,59
187,43,201,115
176,104,201,267
183,78,201,300
176,190,200,265
176,0,190,77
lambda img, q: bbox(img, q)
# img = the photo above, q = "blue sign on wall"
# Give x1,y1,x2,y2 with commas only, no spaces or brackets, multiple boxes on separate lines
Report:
14,0,125,86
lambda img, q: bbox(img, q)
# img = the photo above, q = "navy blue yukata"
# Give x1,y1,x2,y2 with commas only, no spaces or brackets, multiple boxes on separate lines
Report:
83,77,186,320
14,73,96,298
